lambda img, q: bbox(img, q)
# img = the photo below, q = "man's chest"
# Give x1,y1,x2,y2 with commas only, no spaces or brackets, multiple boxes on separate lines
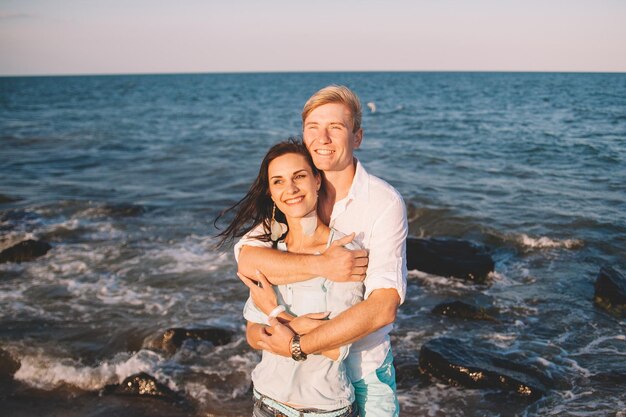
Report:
329,201,375,249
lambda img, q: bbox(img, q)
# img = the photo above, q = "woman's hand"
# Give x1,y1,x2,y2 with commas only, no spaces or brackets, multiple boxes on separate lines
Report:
287,313,339,360
288,312,330,335
238,270,277,316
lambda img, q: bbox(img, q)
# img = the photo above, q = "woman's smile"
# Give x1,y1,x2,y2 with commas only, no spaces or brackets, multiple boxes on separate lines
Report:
284,196,305,205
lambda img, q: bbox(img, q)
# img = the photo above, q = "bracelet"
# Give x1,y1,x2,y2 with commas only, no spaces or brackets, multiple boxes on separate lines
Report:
268,305,286,319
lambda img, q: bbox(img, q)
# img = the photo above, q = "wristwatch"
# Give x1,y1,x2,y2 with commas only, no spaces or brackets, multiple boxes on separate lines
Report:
290,334,307,361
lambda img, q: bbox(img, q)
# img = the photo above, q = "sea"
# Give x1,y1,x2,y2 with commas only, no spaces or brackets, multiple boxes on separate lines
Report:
1,72,625,417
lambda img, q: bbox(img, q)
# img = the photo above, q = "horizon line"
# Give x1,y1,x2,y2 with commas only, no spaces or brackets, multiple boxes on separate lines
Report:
1,69,626,78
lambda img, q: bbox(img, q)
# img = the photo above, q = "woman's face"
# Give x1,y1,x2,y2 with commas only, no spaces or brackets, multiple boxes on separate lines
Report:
267,153,320,220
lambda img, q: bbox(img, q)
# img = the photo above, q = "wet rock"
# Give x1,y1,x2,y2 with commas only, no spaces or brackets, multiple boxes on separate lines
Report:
0,239,51,264
86,203,145,218
406,238,494,283
0,194,20,204
104,372,179,401
432,300,497,321
594,266,626,317
147,327,234,355
419,337,547,400
0,348,20,391
393,357,429,390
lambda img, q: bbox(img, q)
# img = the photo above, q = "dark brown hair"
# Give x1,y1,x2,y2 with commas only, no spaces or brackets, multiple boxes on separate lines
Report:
215,138,319,247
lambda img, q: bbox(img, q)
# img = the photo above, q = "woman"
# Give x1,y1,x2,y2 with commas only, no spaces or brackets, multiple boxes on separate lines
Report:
217,139,362,417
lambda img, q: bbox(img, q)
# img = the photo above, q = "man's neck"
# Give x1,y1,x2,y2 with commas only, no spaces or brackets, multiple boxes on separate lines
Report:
317,159,357,224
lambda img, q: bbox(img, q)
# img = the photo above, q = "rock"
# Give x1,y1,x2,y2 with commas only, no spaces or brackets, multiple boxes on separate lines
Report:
90,203,145,218
0,348,20,391
393,358,429,390
147,327,234,355
432,300,497,321
594,266,626,317
104,372,179,401
0,239,52,264
419,337,547,400
0,194,20,204
406,238,494,283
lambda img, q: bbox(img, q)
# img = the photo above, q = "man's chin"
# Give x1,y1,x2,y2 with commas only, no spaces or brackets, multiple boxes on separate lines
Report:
312,160,333,171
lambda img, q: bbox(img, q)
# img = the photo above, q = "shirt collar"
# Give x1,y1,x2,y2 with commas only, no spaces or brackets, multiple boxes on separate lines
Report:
346,158,370,203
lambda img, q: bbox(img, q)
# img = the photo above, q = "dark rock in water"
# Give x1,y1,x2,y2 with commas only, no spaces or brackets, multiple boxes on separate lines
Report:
0,194,20,204
594,266,626,317
406,238,494,283
590,369,626,386
419,337,547,401
393,357,429,390
0,239,52,264
0,348,20,391
148,327,234,355
97,203,145,218
432,300,497,321
0,348,20,378
104,372,179,401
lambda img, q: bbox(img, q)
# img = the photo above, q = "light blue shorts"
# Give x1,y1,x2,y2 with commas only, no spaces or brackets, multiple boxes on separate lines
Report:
352,350,399,417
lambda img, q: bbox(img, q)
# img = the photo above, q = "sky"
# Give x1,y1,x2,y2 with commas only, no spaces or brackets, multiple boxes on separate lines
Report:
1,0,625,76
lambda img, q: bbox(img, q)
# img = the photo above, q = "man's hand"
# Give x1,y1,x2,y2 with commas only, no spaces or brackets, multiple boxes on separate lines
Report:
320,233,369,282
258,317,294,357
259,316,340,360
238,270,277,315
288,312,329,335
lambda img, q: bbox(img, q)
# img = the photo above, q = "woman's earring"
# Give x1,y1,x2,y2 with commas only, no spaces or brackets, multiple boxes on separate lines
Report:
270,203,286,241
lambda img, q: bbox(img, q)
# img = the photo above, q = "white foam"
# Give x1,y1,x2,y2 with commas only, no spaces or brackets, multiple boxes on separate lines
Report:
47,218,81,231
482,332,518,348
0,232,38,251
572,334,626,356
138,234,230,274
408,270,476,289
557,356,592,378
517,233,583,250
535,356,553,367
13,349,167,391
184,382,218,403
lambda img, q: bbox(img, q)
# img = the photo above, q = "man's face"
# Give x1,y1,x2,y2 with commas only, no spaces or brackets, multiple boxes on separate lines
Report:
303,103,363,173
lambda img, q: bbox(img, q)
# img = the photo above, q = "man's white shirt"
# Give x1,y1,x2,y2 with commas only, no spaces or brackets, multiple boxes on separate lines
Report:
234,159,408,381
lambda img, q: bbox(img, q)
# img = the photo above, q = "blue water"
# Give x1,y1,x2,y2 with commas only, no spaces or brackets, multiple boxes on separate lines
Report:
1,72,625,416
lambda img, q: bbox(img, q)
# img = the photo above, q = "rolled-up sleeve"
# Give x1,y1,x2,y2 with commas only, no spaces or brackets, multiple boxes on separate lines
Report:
243,296,268,325
233,223,272,262
363,195,408,304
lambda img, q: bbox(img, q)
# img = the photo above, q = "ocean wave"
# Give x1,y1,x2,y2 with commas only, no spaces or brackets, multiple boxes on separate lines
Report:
134,234,231,275
13,349,167,391
0,231,38,252
516,234,584,250
408,270,479,290
571,335,626,357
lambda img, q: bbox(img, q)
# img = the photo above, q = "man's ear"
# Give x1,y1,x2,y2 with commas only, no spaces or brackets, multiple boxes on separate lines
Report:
353,128,363,149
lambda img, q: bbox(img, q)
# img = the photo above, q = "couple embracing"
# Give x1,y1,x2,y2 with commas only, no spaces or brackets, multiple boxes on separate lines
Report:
218,85,407,417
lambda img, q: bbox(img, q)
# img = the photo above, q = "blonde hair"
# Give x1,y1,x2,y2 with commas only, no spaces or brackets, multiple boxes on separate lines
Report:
301,85,362,133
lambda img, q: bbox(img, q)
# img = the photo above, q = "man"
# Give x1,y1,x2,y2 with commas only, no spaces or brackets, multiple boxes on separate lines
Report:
236,85,407,416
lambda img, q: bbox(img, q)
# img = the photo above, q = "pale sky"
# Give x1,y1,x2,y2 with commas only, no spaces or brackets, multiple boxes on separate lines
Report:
1,0,625,75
